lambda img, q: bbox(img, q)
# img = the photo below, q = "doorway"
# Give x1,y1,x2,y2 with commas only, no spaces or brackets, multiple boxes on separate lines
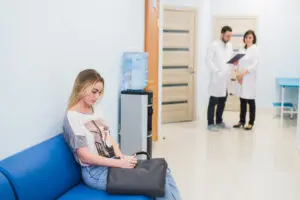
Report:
162,7,198,123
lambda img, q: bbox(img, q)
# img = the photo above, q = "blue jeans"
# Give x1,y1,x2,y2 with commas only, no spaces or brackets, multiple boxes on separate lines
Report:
82,165,182,200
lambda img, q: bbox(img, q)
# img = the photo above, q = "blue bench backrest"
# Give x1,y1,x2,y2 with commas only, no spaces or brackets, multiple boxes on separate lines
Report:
0,171,15,200
0,134,81,200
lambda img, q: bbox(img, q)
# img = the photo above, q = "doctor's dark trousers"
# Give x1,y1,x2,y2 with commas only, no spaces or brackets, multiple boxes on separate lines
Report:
239,98,256,125
207,94,227,125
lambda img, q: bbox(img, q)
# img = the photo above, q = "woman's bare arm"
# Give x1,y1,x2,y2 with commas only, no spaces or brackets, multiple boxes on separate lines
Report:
107,135,123,158
77,147,136,168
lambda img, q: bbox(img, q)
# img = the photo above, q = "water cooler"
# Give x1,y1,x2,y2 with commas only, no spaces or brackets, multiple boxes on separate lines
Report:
120,90,153,158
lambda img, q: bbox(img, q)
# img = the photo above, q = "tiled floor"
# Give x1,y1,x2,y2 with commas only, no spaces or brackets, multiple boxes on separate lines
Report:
153,110,300,200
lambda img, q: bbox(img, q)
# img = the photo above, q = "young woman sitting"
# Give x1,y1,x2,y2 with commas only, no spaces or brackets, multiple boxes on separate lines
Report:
63,69,182,199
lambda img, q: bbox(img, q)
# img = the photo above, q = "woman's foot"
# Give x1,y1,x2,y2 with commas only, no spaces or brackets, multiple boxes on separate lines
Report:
233,122,244,128
244,124,253,130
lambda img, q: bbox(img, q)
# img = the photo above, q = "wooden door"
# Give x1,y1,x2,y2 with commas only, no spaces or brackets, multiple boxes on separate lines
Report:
162,7,197,123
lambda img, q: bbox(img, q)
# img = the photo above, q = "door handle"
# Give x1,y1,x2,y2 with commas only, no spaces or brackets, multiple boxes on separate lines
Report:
187,68,195,74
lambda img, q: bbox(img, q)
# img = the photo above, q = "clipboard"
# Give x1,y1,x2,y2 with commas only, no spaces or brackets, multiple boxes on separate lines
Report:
227,54,245,64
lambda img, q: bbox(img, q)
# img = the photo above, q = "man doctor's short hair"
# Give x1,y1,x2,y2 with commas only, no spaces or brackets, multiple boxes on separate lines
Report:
221,26,232,34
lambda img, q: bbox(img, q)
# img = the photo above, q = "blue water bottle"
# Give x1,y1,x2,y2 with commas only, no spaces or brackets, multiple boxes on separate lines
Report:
121,52,148,91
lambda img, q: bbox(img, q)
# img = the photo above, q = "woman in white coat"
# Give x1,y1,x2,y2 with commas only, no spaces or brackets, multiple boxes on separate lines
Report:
233,30,259,130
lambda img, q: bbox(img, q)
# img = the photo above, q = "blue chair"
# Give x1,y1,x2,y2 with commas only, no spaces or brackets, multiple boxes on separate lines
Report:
0,134,150,200
272,102,296,118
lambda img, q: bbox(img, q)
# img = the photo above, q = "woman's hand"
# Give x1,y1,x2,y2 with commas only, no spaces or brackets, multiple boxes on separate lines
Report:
236,72,243,85
236,73,243,80
238,69,249,78
124,155,136,161
102,124,109,131
118,156,137,169
237,77,243,85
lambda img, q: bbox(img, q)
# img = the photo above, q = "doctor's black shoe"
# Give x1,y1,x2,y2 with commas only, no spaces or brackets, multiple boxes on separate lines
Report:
233,122,245,128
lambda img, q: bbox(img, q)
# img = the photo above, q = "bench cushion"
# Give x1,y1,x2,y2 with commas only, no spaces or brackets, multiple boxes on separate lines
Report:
58,184,151,200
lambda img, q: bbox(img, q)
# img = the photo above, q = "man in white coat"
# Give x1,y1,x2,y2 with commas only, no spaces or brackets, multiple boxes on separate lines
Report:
206,26,233,131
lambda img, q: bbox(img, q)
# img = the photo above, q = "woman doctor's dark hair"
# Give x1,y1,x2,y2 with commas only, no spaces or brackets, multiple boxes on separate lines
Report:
243,30,257,49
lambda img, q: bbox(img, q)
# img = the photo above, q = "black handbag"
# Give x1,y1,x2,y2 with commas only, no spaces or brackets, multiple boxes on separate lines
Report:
106,151,168,197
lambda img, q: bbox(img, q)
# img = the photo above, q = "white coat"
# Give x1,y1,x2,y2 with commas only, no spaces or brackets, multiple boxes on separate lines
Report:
236,44,259,99
206,40,233,97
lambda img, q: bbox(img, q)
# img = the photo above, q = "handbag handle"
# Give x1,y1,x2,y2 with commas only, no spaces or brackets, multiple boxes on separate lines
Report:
134,151,151,160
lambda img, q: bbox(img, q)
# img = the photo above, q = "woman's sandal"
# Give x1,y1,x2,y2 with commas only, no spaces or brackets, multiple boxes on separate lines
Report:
233,122,244,128
244,124,253,130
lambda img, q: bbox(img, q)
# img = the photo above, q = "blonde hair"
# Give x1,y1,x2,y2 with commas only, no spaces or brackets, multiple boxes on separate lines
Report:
68,69,104,110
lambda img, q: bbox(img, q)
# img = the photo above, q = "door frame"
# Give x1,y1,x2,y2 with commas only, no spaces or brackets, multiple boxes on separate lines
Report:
160,6,199,122
212,15,258,37
145,0,160,141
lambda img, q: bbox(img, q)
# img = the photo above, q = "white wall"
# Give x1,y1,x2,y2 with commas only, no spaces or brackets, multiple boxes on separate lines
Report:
0,0,145,159
211,0,300,107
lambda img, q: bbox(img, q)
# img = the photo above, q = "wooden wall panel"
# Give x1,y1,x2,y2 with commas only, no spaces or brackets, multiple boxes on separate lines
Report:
145,0,160,141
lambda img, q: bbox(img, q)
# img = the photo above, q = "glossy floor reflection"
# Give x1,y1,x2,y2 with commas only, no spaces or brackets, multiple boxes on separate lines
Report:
153,111,300,200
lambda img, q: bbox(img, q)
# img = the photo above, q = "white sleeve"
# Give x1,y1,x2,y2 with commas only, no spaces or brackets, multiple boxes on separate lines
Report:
229,43,234,57
64,113,88,152
247,47,259,73
228,43,234,67
236,48,245,70
205,43,220,73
